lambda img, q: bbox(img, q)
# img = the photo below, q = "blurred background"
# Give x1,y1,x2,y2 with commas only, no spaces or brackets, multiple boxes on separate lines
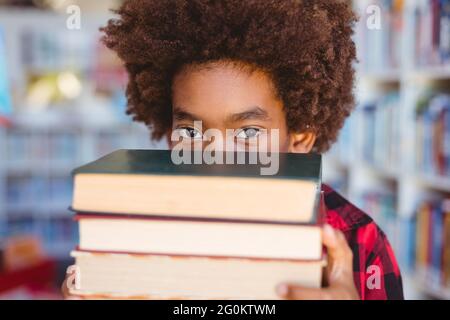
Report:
0,0,449,299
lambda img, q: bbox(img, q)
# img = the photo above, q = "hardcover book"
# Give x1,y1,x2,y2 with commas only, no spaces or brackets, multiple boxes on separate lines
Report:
76,214,322,260
72,150,322,224
70,250,325,299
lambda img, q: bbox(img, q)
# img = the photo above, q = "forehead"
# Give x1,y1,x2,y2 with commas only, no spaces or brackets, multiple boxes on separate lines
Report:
172,62,283,121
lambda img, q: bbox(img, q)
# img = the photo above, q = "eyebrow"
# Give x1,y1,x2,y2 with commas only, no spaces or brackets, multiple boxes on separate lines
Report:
172,106,271,123
226,107,270,123
173,108,203,122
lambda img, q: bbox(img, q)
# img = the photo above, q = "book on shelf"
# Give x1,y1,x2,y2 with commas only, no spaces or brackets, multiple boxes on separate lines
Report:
355,0,450,71
0,241,4,273
415,199,450,287
326,113,355,166
415,0,450,66
70,149,325,299
360,91,400,168
0,27,11,126
1,126,154,258
355,0,404,72
356,191,401,256
397,216,417,272
8,20,128,113
415,93,450,177
442,0,450,62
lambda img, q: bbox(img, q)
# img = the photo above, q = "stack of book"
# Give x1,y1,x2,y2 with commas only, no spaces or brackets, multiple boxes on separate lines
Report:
69,150,325,299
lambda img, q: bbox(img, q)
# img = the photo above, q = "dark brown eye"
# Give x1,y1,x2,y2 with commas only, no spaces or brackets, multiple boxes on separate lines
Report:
235,127,261,139
174,127,202,139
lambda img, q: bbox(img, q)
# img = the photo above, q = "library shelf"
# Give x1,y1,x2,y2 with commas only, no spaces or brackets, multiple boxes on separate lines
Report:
361,66,450,83
325,0,450,300
414,269,450,300
416,174,450,193
410,65,450,81
418,283,450,300
323,155,350,170
359,162,400,180
324,157,401,180
359,69,402,83
5,203,37,213
44,242,76,258
324,158,450,195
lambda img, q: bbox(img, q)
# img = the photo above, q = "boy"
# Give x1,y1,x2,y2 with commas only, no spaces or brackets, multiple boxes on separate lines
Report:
66,0,403,300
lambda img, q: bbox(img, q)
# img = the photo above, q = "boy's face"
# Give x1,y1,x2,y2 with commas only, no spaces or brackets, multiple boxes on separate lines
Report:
170,62,316,153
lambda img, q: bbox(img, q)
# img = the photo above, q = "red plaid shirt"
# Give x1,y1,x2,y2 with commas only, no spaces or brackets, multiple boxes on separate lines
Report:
322,184,404,300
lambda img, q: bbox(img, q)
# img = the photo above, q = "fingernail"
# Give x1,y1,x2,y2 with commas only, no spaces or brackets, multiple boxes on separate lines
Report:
276,284,289,297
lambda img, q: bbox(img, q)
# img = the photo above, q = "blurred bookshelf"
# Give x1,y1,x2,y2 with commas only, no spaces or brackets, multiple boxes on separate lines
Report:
0,5,166,275
0,121,164,258
323,0,450,299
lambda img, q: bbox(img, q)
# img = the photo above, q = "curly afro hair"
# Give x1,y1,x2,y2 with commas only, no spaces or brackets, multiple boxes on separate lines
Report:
101,0,357,152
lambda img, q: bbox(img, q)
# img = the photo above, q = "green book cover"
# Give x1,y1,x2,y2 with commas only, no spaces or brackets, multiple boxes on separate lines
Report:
73,149,321,181
73,150,322,224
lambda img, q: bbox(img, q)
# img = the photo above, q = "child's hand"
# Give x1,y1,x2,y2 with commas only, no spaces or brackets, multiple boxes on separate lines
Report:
61,266,83,300
61,225,359,300
276,224,360,300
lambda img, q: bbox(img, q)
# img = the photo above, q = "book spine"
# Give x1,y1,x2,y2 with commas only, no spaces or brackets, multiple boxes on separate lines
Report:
431,204,444,282
445,105,450,176
443,213,450,286
432,0,441,64
0,242,4,273
73,248,327,263
416,94,450,176
415,199,450,286
440,0,450,62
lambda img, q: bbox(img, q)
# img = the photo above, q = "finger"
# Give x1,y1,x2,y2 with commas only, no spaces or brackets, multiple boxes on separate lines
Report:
322,225,355,285
61,282,82,300
61,268,82,300
61,279,70,299
277,283,359,300
276,283,332,300
322,224,352,261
